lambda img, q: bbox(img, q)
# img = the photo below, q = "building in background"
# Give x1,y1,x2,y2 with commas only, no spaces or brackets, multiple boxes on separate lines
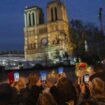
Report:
24,0,73,62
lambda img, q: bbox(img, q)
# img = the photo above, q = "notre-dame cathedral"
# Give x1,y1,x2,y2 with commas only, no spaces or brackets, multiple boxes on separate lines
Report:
24,0,73,61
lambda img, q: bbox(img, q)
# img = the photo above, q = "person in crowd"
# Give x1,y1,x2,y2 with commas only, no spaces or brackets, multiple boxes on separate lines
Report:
9,78,26,105
17,78,26,92
11,74,43,105
77,63,105,103
88,64,105,82
11,78,25,93
78,77,105,105
44,76,65,105
25,74,43,105
37,91,57,105
89,78,105,102
56,72,67,85
80,100,98,105
0,83,14,105
1,65,105,105
57,77,77,105
26,73,34,89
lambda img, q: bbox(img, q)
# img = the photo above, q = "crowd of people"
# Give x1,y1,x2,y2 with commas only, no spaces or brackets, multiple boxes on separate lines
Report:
0,63,105,105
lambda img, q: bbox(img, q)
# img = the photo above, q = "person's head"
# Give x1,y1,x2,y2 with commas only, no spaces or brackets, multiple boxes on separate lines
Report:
0,83,13,104
57,72,67,81
80,100,98,105
17,78,25,91
94,63,104,73
28,73,34,83
88,64,104,75
57,77,77,105
37,92,57,105
87,65,95,75
28,74,40,89
46,76,57,88
88,78,105,99
14,78,25,92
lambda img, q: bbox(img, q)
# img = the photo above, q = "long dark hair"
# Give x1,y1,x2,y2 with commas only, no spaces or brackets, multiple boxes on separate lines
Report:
57,77,77,105
80,100,98,105
37,92,57,105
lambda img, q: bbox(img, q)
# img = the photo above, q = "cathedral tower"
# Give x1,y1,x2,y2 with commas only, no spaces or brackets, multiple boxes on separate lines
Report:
24,1,73,62
24,6,44,61
46,0,73,59
47,0,68,22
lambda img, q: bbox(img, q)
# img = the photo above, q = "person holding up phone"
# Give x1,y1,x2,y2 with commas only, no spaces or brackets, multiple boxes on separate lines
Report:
78,82,90,105
77,74,91,105
26,74,44,105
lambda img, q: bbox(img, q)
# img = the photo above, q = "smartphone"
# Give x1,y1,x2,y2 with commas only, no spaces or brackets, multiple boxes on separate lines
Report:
14,72,19,82
40,71,47,83
58,67,64,74
83,74,89,83
8,72,14,84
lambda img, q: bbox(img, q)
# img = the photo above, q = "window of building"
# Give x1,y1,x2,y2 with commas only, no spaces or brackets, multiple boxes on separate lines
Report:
29,13,31,27
51,8,54,22
55,7,58,21
32,13,35,26
39,15,41,24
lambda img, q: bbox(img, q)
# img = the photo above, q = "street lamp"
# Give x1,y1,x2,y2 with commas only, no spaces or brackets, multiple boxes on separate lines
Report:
84,40,88,52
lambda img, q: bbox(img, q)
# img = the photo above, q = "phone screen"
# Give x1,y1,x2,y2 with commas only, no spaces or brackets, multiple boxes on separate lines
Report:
40,71,47,82
8,72,14,84
58,67,64,74
14,72,19,82
83,74,89,83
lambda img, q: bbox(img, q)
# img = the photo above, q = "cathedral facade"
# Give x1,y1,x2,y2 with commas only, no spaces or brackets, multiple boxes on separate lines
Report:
24,0,73,61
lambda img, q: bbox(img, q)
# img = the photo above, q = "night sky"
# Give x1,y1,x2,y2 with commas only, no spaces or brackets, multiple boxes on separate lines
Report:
0,0,102,51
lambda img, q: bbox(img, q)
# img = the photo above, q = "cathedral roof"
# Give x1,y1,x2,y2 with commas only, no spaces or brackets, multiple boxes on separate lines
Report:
25,5,42,10
47,0,64,8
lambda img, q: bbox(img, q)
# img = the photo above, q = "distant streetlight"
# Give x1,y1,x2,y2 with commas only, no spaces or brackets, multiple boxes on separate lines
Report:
84,40,88,52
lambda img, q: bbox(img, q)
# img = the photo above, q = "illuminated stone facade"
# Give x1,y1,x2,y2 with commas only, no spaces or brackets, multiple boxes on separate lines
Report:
24,0,73,61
